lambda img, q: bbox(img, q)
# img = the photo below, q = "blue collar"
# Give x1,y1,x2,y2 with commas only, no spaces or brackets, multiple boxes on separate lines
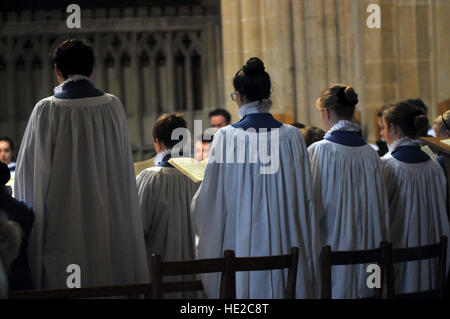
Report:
156,154,174,168
232,113,282,132
392,146,430,163
325,130,367,147
54,79,104,99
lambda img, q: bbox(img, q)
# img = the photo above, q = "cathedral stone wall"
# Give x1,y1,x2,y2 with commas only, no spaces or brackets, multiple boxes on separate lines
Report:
220,0,450,142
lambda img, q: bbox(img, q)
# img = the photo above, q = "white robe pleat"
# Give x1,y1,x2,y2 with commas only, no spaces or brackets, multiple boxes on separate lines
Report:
136,166,200,298
308,140,390,299
14,94,149,289
192,124,321,299
382,155,450,294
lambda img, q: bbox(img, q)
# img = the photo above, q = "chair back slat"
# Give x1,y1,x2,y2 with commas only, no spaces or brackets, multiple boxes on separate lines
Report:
392,244,442,263
9,283,153,299
161,258,224,276
234,255,292,272
330,248,384,265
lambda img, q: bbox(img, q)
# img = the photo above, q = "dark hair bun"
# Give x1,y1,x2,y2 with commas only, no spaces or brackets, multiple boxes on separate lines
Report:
413,114,429,133
344,86,358,104
242,57,266,77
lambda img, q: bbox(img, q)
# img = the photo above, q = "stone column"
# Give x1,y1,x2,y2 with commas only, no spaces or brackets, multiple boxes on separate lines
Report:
220,0,450,142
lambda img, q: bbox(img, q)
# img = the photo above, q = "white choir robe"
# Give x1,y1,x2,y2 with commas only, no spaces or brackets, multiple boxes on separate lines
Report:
136,164,200,298
382,151,450,294
14,92,149,289
308,133,390,299
192,116,321,299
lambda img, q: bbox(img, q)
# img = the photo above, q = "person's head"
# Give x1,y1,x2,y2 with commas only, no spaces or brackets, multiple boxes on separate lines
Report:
0,137,14,165
209,109,231,129
0,162,10,186
194,134,213,162
299,126,325,148
291,122,306,129
152,113,187,153
380,100,429,145
51,39,94,84
317,84,359,131
433,110,450,138
232,57,271,107
0,213,21,272
376,105,390,140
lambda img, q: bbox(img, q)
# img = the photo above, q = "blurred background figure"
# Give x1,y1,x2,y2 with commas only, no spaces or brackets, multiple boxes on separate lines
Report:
433,110,450,138
0,212,21,298
209,108,231,129
432,111,450,171
0,162,34,291
376,107,390,157
0,137,15,179
194,133,214,162
299,126,325,148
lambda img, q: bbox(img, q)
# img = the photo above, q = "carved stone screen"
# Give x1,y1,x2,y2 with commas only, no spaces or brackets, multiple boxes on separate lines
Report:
0,0,224,161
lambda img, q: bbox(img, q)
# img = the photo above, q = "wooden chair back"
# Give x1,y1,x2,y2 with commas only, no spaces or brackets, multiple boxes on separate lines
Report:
225,247,299,299
385,236,448,299
321,242,388,299
151,252,233,299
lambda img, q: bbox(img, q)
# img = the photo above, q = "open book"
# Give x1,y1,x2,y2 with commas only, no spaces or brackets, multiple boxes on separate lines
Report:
440,138,450,147
168,157,208,183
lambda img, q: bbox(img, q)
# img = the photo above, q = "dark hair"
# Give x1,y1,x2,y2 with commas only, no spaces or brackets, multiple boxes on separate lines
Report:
0,137,14,152
382,100,429,139
405,98,428,115
0,162,10,186
291,122,306,129
233,57,271,102
300,126,325,148
318,84,359,120
152,113,187,149
209,108,231,124
51,39,94,79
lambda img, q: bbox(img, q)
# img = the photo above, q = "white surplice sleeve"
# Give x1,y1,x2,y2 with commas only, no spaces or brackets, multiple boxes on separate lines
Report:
136,170,160,235
14,98,55,288
191,128,227,254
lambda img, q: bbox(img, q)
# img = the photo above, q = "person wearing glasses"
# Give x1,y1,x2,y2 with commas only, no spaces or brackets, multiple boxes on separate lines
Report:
192,57,321,299
308,84,390,299
380,101,449,294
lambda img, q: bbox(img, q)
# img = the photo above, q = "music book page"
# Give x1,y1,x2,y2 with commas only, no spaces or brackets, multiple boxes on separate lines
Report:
168,157,208,183
440,139,450,147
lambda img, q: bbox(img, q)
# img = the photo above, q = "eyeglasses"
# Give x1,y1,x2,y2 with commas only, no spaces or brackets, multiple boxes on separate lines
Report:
230,92,237,102
442,114,450,131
